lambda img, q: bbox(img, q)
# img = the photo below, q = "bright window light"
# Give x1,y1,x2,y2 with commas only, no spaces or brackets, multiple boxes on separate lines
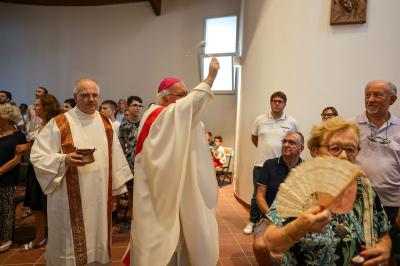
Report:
202,56,233,92
204,16,237,54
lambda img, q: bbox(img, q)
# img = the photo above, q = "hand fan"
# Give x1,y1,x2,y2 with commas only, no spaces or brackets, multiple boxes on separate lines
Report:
275,156,362,217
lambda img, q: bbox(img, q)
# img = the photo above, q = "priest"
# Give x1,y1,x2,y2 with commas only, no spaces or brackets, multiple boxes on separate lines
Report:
30,79,133,266
131,58,220,265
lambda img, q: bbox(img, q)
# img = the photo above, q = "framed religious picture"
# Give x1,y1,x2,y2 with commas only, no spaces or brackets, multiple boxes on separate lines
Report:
330,0,367,25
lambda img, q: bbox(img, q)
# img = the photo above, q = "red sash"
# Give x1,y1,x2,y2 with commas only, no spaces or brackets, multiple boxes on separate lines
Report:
135,106,165,155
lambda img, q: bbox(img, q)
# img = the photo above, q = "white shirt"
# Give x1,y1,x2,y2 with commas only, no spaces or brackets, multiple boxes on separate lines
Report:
252,113,299,166
214,145,226,165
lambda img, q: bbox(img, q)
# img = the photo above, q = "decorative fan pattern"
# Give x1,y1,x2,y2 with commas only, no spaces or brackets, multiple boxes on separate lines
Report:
276,156,362,217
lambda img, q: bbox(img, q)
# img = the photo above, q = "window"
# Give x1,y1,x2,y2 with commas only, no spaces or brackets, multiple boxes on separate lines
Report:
201,15,238,94
205,16,237,54
202,56,233,92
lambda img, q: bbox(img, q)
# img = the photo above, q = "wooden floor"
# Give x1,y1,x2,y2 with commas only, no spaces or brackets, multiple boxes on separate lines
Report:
0,184,256,266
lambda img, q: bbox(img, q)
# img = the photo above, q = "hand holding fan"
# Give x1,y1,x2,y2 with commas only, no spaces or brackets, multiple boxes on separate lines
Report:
276,156,362,217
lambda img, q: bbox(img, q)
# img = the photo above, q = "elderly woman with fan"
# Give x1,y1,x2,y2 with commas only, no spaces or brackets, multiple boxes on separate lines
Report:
264,117,392,266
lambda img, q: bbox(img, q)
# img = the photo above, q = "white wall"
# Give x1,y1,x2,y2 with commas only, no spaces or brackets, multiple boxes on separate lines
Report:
0,0,239,148
236,0,400,203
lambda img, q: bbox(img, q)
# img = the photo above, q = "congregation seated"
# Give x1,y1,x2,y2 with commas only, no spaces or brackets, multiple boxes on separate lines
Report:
253,131,304,266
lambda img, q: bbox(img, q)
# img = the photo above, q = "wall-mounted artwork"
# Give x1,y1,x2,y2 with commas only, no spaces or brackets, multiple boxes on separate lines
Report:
330,0,367,25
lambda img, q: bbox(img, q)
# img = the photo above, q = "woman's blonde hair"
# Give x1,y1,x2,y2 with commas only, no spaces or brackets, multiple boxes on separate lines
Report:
0,103,21,125
307,117,360,151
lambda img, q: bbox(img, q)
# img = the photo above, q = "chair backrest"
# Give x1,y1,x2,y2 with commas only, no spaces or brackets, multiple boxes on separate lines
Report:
223,147,234,168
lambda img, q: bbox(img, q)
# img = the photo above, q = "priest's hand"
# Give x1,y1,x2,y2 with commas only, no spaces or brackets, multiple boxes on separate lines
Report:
203,57,220,87
65,152,86,167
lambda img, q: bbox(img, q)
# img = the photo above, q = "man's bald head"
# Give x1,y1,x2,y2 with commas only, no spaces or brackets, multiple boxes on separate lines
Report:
73,79,101,114
73,79,101,95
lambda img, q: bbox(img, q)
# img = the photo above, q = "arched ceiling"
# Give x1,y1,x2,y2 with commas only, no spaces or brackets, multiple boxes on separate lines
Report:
0,0,162,15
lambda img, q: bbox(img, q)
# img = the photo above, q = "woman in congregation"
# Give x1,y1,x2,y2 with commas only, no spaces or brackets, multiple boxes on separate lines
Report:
321,106,339,121
264,117,391,265
16,94,62,251
0,104,27,252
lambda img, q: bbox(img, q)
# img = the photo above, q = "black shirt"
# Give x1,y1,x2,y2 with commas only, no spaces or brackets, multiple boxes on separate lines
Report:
0,131,27,187
257,156,302,207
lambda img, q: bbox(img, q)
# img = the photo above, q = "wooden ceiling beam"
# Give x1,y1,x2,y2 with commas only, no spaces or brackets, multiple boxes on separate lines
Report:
0,0,162,15
0,0,149,7
148,0,161,16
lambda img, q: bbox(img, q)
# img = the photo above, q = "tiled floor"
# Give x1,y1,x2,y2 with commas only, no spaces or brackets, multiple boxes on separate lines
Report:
1,184,255,266
217,184,256,266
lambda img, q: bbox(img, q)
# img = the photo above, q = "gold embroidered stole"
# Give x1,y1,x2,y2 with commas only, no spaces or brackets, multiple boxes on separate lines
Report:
54,113,113,266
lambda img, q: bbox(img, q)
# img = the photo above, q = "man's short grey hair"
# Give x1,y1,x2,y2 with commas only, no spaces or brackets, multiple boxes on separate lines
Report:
73,79,101,95
365,80,397,96
155,89,170,105
0,103,21,125
387,82,397,95
285,131,304,145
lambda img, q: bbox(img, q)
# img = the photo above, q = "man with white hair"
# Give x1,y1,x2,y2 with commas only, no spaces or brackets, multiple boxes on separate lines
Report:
353,80,400,264
115,98,127,123
31,79,133,266
130,58,220,265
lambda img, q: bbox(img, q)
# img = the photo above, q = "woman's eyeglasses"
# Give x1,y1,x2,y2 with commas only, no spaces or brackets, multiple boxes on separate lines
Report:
321,144,360,157
321,113,336,119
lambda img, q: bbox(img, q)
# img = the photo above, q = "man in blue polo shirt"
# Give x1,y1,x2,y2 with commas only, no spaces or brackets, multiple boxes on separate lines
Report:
253,131,304,266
